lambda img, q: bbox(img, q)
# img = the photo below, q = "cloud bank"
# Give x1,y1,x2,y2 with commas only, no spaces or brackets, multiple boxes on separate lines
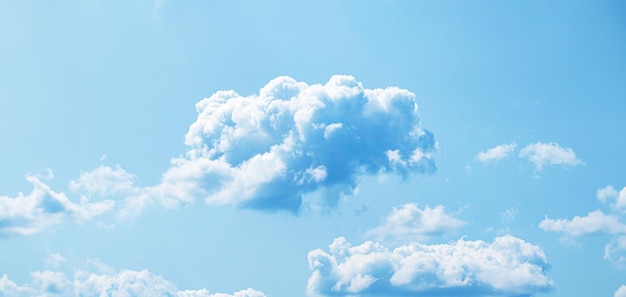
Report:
307,235,552,297
365,204,465,244
0,259,265,297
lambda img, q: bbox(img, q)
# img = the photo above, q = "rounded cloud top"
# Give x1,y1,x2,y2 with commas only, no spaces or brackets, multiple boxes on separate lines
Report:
172,75,436,212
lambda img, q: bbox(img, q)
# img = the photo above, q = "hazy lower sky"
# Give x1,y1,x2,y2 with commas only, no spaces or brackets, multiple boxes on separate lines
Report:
1,1,625,296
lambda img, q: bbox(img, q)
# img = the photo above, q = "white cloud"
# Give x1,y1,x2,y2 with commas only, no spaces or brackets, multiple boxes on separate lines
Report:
596,185,626,212
616,285,626,297
476,143,517,162
365,204,465,244
539,210,626,237
598,185,619,203
0,260,266,297
175,75,436,212
519,142,583,170
0,175,114,236
307,235,553,296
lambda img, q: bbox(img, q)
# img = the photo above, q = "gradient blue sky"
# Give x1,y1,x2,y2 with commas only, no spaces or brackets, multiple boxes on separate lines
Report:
1,1,626,296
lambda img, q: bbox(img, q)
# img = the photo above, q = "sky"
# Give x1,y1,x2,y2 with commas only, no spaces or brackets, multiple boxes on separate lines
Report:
1,0,625,296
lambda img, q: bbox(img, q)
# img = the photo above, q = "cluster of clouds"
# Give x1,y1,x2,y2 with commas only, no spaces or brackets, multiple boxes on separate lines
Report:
540,185,626,297
307,204,553,296
0,75,437,236
475,142,583,171
0,258,265,297
540,184,626,268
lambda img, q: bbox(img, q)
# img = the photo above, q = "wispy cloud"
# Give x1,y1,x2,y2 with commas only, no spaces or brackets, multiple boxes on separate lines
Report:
519,142,583,170
307,235,552,296
0,174,114,236
365,204,465,244
476,143,517,163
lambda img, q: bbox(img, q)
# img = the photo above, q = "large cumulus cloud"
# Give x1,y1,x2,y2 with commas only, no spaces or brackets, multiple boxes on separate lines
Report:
159,75,436,212
307,236,552,297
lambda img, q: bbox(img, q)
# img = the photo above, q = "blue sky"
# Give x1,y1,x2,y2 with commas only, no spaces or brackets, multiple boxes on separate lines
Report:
1,0,625,296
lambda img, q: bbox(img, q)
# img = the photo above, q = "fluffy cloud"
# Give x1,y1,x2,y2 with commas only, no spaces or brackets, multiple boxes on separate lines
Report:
307,235,552,297
518,142,583,170
174,75,436,212
475,143,517,162
539,210,626,236
366,204,465,244
0,260,266,297
0,174,114,236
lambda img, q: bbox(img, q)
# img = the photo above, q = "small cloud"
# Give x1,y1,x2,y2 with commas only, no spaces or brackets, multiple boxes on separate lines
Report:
519,142,583,171
597,185,626,212
45,253,67,268
365,204,466,244
501,207,518,222
539,210,626,237
476,143,517,163
598,185,619,203
464,164,472,175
